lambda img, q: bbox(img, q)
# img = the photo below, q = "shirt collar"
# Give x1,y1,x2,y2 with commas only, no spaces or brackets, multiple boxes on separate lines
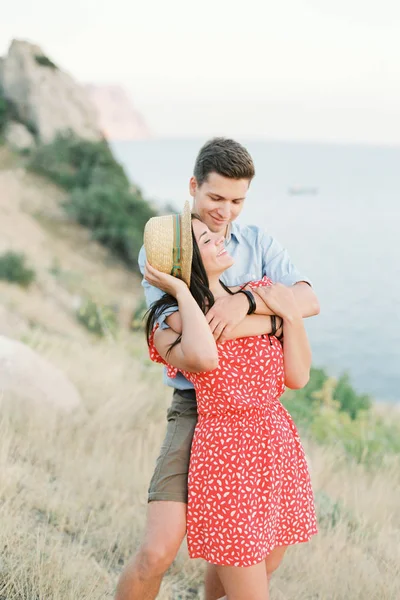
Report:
225,221,241,245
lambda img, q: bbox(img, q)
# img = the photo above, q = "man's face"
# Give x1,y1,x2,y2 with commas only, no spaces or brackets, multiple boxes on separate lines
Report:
190,172,250,235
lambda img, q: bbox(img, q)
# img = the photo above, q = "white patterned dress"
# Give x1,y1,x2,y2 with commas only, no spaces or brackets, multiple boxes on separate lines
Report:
149,277,318,567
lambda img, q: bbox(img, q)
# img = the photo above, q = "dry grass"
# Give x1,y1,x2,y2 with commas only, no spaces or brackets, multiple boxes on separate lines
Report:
0,327,399,600
0,150,399,598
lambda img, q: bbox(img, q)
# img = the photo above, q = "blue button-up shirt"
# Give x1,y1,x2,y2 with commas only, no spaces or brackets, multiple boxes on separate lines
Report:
138,221,311,390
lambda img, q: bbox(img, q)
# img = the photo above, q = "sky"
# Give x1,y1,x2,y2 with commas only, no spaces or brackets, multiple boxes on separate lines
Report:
1,0,400,144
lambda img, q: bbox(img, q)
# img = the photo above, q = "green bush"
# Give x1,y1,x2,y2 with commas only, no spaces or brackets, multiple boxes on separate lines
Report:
333,372,371,419
0,90,37,139
30,133,128,190
283,367,372,427
283,369,400,465
35,54,58,69
0,95,8,136
77,298,118,338
310,403,400,465
131,297,148,331
0,251,36,287
282,367,328,429
65,184,153,264
29,133,156,267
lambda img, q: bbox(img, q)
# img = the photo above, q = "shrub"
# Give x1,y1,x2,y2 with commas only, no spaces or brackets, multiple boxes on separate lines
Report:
310,403,400,465
0,90,38,140
77,298,118,338
282,367,327,428
283,367,372,427
282,368,399,465
131,297,148,331
65,184,153,264
0,95,8,136
35,54,58,69
333,372,371,419
30,132,128,191
29,133,156,267
0,251,36,287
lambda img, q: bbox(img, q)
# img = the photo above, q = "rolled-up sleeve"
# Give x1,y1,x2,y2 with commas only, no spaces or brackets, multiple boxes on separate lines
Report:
260,234,312,287
138,246,178,329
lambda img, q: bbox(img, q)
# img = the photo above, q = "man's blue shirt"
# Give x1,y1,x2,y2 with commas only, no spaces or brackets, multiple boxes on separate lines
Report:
138,221,311,390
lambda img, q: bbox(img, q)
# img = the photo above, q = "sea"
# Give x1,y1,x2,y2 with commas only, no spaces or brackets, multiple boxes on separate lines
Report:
111,139,400,404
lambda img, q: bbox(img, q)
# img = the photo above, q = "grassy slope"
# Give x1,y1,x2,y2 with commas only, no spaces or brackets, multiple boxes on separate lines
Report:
0,146,399,599
0,146,142,338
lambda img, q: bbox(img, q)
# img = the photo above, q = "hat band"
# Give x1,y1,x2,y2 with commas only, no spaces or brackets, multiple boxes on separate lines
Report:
171,214,182,277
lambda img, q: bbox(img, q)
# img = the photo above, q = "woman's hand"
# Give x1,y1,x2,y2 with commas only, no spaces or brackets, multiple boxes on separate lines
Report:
255,283,301,322
144,261,188,298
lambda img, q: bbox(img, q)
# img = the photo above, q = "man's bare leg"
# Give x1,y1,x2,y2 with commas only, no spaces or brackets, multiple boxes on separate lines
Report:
115,501,187,600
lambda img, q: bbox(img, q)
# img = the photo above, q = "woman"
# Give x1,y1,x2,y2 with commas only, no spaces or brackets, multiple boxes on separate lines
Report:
144,203,317,600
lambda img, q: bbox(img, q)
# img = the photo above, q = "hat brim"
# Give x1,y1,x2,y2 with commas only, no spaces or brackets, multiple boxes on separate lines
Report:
180,201,193,287
144,201,193,287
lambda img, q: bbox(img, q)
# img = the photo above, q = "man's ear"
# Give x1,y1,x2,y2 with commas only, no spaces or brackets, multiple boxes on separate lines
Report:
189,176,197,197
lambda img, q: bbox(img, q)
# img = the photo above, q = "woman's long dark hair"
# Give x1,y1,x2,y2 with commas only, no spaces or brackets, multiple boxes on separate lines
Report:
145,215,232,355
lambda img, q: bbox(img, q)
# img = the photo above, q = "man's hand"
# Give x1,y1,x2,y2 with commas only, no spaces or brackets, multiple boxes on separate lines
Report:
254,283,300,321
254,282,320,319
206,294,249,341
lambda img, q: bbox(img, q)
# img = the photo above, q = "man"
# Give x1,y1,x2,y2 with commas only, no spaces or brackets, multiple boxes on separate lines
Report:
115,138,320,600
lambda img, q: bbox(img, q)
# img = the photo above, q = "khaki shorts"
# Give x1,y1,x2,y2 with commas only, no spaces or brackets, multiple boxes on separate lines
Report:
148,389,197,503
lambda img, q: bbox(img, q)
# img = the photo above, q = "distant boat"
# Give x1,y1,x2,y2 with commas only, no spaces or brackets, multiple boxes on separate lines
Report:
288,186,319,196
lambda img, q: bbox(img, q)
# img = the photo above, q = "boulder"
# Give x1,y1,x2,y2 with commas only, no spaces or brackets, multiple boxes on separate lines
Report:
0,39,102,143
5,121,36,151
0,335,82,413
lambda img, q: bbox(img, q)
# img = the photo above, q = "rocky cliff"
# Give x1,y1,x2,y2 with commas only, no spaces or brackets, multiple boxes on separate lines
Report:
0,39,102,144
85,84,150,140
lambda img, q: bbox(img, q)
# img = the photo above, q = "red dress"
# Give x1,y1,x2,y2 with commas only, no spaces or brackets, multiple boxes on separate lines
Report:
149,277,318,567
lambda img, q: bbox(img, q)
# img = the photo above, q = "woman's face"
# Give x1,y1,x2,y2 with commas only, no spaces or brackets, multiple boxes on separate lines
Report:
192,218,234,278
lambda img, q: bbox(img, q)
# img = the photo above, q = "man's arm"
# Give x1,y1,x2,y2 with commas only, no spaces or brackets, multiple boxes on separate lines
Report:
260,232,320,318
168,281,319,339
291,282,320,317
166,304,280,340
201,231,320,340
254,282,320,319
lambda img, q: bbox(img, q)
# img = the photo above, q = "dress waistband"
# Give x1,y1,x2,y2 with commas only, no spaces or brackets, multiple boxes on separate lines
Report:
199,401,282,418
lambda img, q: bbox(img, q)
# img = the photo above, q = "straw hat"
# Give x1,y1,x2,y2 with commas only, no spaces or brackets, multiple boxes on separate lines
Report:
144,201,193,286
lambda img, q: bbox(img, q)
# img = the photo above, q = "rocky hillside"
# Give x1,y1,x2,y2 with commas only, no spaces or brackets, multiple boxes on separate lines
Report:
0,145,142,342
0,38,152,349
86,84,150,140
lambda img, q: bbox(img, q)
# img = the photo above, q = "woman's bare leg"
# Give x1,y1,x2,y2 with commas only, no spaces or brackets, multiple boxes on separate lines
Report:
205,545,287,600
204,563,226,600
265,545,288,578
215,561,269,600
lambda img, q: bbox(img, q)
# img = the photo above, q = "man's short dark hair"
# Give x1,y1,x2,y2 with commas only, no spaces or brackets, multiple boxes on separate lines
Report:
193,137,255,186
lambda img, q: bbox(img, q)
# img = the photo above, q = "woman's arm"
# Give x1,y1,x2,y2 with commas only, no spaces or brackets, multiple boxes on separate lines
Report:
260,283,311,389
281,314,311,389
152,279,218,374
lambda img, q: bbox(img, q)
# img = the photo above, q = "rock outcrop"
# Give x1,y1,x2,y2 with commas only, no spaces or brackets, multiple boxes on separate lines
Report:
0,39,102,143
0,335,82,413
86,84,150,140
5,121,36,151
